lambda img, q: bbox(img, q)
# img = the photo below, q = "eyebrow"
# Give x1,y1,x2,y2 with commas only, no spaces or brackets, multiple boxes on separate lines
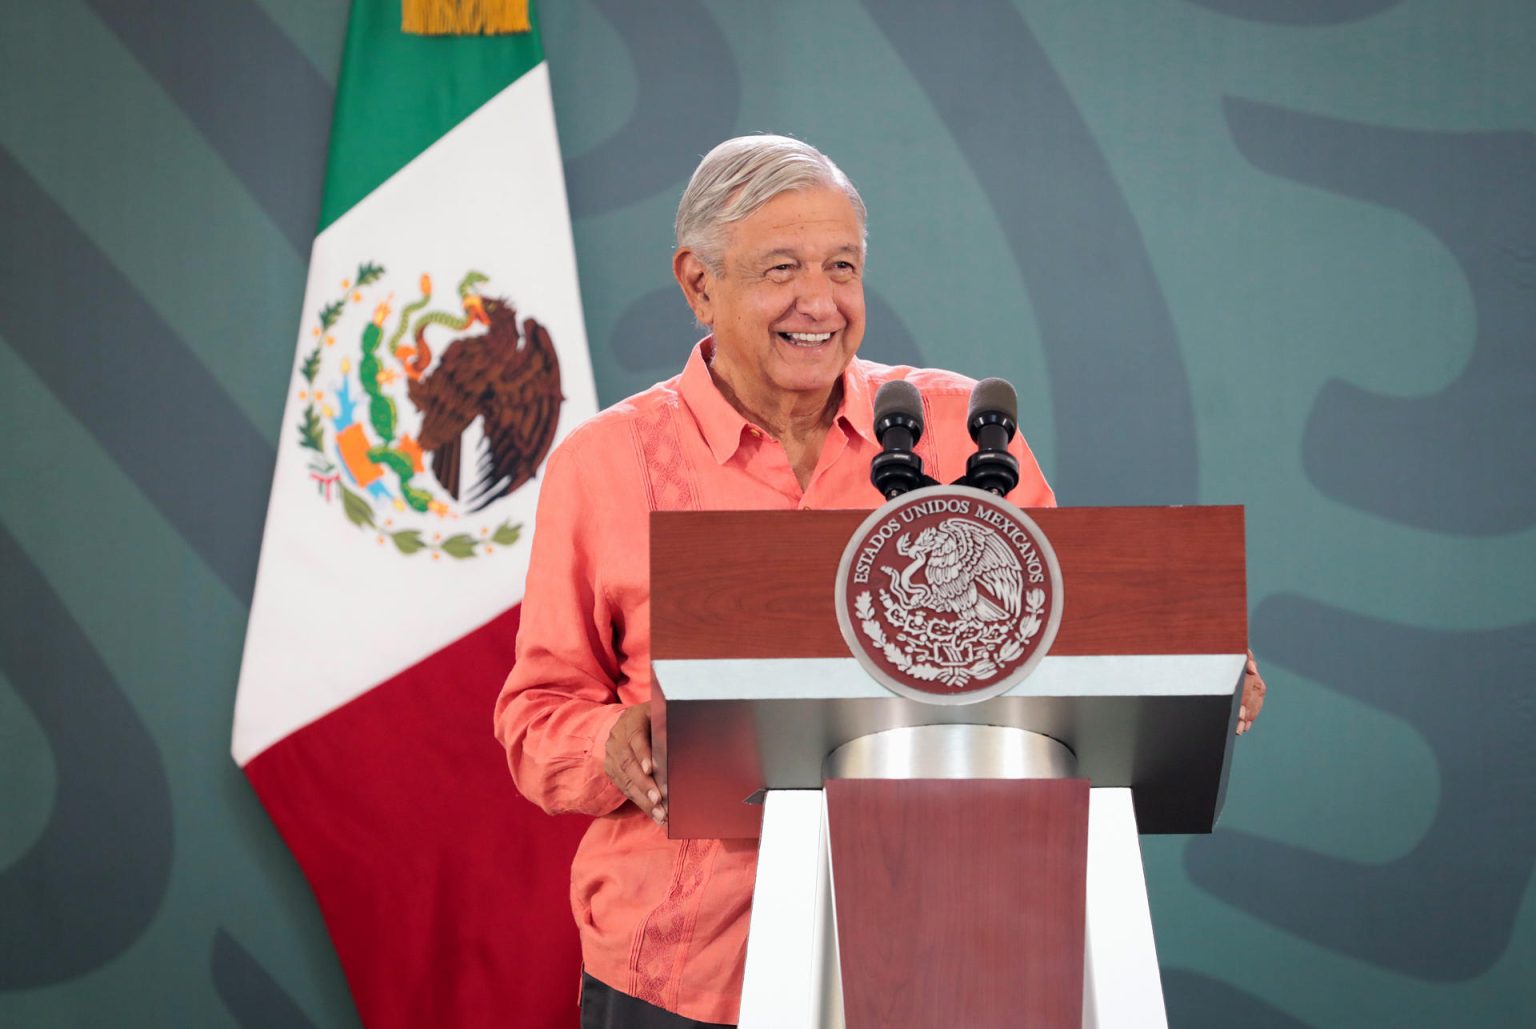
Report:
750,245,862,262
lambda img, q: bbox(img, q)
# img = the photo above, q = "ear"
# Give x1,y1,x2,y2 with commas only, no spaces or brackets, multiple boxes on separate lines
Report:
673,248,715,326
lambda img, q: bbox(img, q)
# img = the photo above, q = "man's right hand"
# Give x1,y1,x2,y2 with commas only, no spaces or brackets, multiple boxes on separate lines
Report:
604,704,666,825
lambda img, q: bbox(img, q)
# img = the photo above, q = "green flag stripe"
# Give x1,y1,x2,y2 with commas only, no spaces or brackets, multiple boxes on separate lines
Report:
318,0,545,232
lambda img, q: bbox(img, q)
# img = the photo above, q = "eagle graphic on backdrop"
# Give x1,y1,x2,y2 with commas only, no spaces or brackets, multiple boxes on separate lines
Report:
883,519,1025,625
405,277,564,512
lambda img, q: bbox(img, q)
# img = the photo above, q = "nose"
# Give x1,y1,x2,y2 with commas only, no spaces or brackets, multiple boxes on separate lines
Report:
794,271,838,321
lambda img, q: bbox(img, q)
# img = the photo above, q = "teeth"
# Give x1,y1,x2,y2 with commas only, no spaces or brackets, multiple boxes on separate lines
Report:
783,332,832,344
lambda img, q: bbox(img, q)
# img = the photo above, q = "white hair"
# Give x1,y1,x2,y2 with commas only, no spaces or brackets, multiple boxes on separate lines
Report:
675,134,868,274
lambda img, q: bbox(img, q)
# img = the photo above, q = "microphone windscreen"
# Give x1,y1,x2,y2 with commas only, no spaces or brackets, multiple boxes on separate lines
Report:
968,377,1018,425
874,379,924,429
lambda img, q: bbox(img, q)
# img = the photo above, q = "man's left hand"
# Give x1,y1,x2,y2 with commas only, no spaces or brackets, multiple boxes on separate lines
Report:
1237,649,1267,736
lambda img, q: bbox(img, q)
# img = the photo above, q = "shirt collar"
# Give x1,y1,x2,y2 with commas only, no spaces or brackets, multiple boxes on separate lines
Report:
678,339,880,463
679,339,753,464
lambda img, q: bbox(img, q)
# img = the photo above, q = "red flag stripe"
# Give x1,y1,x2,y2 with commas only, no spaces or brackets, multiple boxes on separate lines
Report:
245,604,590,1028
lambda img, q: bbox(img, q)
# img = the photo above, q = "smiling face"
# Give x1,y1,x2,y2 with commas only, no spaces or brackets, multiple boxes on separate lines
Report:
674,186,866,421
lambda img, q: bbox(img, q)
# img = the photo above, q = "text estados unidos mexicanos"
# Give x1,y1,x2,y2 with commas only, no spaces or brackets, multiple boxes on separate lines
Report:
852,517,903,583
851,498,1047,585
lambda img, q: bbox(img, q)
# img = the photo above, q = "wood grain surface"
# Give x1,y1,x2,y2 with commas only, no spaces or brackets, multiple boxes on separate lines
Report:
825,778,1089,1028
651,506,1246,659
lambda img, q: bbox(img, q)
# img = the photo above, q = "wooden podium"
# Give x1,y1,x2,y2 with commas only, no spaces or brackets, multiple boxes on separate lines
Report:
650,506,1246,1028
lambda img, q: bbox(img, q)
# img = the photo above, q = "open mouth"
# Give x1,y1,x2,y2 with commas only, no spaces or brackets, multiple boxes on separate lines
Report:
777,331,834,348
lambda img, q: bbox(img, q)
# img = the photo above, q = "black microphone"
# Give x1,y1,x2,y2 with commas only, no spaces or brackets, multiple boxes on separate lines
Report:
964,377,1020,496
870,380,933,498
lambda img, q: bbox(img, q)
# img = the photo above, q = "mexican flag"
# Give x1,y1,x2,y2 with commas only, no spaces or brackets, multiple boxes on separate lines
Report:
232,2,596,1024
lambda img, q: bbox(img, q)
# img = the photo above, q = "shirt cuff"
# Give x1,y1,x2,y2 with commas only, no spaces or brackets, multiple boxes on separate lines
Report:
581,703,630,815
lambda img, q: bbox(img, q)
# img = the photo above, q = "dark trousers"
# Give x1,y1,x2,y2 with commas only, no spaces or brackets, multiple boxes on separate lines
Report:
580,972,736,1029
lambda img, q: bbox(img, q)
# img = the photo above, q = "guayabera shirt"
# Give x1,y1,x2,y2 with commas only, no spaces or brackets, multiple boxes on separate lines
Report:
494,339,1054,1024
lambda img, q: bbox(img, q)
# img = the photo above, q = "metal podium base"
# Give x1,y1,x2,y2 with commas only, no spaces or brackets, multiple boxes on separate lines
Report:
739,727,1167,1028
825,724,1077,781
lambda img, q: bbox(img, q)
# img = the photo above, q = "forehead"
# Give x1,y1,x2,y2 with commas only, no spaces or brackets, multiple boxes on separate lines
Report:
724,187,864,260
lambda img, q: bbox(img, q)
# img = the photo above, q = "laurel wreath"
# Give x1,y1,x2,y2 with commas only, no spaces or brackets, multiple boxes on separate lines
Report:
855,586,1048,688
294,260,519,560
855,591,946,682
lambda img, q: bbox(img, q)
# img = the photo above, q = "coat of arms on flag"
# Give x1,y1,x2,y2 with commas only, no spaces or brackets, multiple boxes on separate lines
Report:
296,263,562,559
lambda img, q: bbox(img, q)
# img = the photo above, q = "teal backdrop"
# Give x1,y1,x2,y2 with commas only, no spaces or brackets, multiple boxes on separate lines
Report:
2,1,1534,1025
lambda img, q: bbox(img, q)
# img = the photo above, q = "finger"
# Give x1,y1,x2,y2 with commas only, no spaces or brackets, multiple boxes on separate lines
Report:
624,733,662,806
626,725,654,779
614,764,657,804
626,743,651,783
615,753,660,809
604,747,657,810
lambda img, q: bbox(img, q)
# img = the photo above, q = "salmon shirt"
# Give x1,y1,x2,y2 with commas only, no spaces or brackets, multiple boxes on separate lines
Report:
494,340,1055,1023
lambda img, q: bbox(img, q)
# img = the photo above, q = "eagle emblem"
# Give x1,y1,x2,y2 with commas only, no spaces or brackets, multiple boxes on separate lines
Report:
836,487,1062,702
294,262,563,559
886,520,1025,624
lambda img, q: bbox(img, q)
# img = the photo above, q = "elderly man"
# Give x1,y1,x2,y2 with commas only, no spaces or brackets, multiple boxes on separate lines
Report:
495,136,1264,1027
